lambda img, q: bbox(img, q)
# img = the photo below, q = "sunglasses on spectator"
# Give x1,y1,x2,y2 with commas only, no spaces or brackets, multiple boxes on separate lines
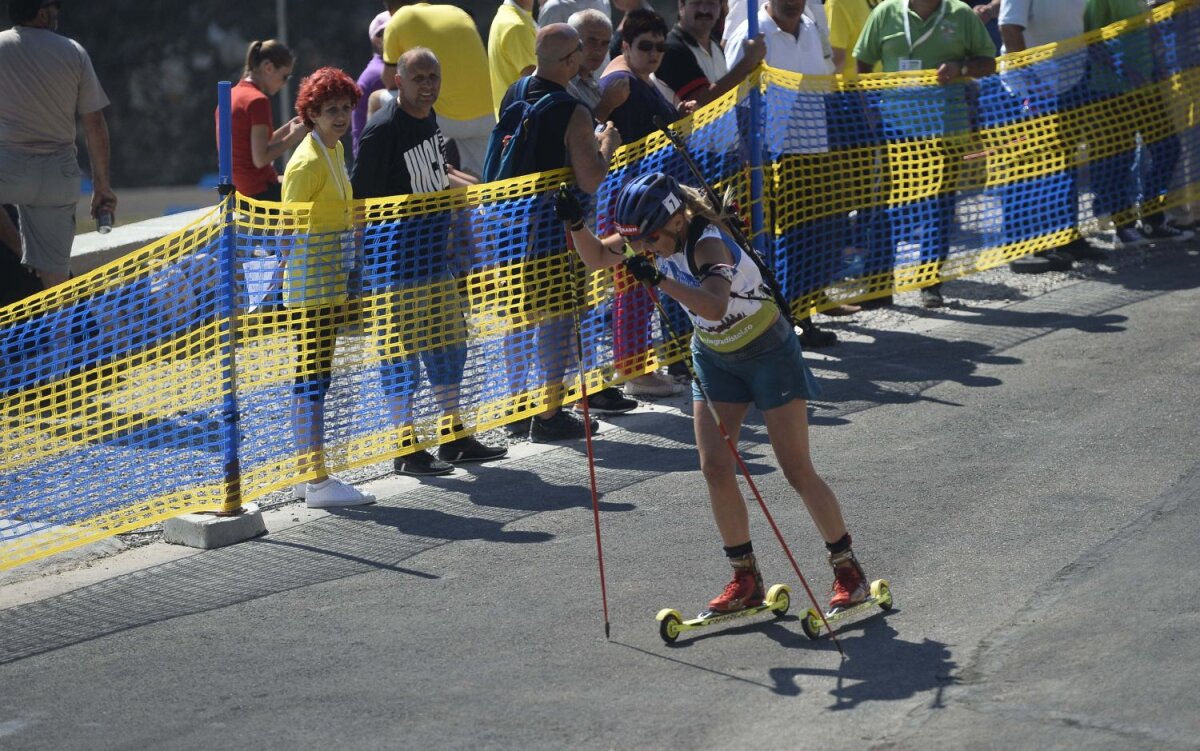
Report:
635,40,668,53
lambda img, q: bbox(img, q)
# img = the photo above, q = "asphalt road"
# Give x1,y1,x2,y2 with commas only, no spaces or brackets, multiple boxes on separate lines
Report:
1,246,1198,750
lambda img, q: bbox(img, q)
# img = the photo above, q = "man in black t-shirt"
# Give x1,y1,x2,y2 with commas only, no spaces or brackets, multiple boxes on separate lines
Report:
352,47,507,475
656,0,764,109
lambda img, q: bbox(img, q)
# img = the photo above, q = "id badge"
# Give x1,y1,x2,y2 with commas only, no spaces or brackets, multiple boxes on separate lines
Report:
898,58,922,72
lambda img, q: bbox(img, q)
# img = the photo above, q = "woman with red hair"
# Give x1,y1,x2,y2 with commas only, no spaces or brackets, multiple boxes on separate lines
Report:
282,66,374,509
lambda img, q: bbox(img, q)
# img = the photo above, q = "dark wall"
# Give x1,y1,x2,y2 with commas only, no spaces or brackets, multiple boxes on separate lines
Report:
5,1,676,188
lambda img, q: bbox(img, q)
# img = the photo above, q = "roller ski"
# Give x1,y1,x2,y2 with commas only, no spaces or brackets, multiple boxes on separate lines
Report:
656,554,792,644
798,548,893,639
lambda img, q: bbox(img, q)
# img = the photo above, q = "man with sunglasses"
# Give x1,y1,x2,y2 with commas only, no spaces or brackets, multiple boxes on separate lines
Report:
0,0,116,290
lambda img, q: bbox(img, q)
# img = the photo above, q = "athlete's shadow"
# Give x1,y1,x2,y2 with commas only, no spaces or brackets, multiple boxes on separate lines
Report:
768,618,957,707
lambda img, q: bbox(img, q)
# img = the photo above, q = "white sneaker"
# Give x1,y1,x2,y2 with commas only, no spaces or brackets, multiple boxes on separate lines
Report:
303,477,376,509
624,373,683,397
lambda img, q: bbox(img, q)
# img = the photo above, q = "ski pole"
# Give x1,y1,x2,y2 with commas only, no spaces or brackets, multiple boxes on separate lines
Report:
624,247,844,655
565,222,612,640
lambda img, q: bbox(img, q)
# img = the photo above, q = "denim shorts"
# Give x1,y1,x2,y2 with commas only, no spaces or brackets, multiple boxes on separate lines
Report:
691,317,822,410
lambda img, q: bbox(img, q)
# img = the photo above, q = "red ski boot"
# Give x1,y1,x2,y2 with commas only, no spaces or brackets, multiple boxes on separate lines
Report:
828,548,869,612
706,554,765,613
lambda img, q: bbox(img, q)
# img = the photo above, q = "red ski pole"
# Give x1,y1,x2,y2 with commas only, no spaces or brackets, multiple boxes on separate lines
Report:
566,231,612,639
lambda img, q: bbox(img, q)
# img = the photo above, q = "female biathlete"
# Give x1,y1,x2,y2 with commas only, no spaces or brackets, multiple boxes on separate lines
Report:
556,172,870,613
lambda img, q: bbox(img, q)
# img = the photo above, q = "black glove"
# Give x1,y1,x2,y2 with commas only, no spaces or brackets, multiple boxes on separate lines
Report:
624,253,663,286
554,184,585,228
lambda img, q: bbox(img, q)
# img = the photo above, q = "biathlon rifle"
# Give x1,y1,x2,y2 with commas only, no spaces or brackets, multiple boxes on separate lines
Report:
652,115,799,331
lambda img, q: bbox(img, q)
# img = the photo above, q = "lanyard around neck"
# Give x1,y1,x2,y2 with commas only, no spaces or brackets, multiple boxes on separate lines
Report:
311,132,348,202
902,0,947,56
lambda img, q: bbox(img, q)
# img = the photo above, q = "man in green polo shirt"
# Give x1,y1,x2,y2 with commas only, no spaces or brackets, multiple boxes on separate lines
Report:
854,0,995,307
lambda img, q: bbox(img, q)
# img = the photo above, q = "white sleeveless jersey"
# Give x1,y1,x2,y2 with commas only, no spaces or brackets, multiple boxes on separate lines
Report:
659,221,780,353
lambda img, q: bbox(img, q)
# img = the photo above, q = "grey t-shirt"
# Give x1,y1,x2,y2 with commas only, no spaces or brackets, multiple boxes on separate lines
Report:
0,26,109,154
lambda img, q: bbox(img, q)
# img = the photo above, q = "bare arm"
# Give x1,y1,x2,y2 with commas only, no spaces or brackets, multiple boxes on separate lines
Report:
249,117,307,169
567,222,627,270
565,105,619,194
382,63,397,91
447,167,478,188
936,56,997,84
689,34,766,108
831,47,847,74
81,110,116,220
655,236,734,321
1000,24,1027,54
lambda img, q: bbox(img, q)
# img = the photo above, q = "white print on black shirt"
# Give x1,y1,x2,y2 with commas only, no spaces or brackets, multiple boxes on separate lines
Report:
402,136,449,194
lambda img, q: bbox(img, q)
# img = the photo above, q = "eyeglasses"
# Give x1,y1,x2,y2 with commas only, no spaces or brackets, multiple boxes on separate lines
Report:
635,40,668,53
559,42,583,63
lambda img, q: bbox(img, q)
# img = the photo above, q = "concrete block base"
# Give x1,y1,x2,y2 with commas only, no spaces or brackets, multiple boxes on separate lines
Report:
162,503,267,550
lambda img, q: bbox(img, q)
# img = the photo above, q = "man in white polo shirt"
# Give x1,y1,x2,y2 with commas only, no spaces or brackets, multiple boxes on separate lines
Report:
997,0,1103,271
725,0,859,325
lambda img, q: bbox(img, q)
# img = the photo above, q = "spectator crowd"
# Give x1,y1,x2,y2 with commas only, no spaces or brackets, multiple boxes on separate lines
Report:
2,0,1196,507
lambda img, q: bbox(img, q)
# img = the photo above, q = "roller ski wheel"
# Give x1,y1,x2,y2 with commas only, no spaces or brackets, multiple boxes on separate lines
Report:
655,584,792,644
804,578,893,636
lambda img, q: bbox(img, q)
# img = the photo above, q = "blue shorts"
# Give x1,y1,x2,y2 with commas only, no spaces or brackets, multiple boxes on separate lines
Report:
691,318,821,411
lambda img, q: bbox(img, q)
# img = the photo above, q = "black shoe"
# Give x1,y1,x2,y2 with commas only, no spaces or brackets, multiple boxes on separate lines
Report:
667,359,692,380
798,325,837,348
530,409,598,442
504,416,532,437
920,286,944,308
582,387,637,415
1138,220,1194,243
1010,249,1073,274
394,449,454,476
859,294,893,310
1060,238,1108,262
438,435,507,463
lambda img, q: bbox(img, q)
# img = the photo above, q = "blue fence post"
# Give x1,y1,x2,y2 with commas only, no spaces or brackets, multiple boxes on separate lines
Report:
216,81,244,516
746,10,767,260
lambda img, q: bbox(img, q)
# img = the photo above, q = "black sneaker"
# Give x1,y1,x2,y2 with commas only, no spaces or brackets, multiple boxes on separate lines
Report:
394,449,454,476
667,359,692,380
798,324,837,348
1139,220,1194,243
505,416,532,437
920,286,944,308
1061,238,1108,262
438,435,507,463
583,387,637,415
1113,225,1150,249
530,409,598,442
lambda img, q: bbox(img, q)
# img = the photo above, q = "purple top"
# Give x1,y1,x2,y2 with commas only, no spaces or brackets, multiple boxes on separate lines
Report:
352,53,386,157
